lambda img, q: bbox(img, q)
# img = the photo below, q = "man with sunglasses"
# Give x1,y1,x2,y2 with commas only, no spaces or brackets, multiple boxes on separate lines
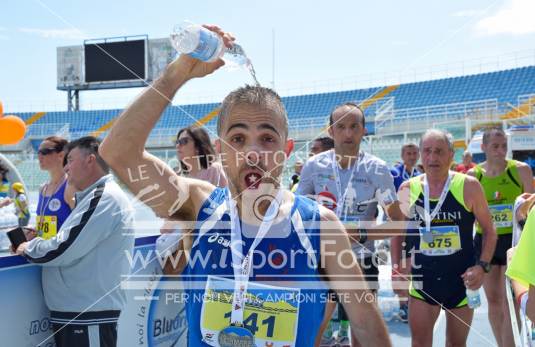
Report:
17,136,134,347
100,25,391,347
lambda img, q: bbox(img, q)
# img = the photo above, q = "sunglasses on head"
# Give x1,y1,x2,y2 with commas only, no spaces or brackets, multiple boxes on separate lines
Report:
38,148,60,156
176,137,192,146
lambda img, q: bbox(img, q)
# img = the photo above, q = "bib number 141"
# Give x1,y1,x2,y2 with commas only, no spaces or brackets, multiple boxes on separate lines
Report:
223,311,276,337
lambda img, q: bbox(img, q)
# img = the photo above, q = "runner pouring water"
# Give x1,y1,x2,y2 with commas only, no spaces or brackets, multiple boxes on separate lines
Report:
100,25,392,347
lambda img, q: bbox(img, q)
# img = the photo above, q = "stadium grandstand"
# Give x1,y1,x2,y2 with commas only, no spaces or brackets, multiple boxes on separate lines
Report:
3,65,535,190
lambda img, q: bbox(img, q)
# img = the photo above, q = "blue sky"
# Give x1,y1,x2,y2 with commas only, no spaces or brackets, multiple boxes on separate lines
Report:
2,0,535,112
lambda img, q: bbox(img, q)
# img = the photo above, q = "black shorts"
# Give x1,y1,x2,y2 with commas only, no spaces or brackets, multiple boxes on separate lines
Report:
52,322,118,347
409,274,468,310
474,233,512,266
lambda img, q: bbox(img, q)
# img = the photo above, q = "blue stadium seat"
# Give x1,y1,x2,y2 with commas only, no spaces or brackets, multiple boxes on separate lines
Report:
12,66,535,140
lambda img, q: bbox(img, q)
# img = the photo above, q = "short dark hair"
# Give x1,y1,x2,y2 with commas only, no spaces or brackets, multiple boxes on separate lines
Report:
401,142,419,155
176,126,216,170
217,85,288,137
329,102,365,128
482,127,506,145
65,136,109,173
314,136,335,151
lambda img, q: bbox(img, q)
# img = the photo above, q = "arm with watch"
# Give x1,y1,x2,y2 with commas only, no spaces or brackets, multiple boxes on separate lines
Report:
461,177,498,290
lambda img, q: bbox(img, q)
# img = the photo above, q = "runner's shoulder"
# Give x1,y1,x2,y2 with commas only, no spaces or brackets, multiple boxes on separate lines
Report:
399,179,412,191
318,203,337,222
397,180,412,204
390,162,403,174
185,181,222,221
513,159,531,170
460,173,483,197
317,204,345,237
466,165,479,177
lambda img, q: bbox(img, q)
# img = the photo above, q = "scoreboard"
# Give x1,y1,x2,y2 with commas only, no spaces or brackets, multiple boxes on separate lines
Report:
57,36,176,91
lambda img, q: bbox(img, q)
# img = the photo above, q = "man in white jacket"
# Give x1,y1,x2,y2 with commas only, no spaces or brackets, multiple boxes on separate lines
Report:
16,136,134,347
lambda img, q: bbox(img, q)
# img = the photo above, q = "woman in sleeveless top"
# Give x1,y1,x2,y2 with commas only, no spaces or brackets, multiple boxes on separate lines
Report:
160,126,227,271
174,126,227,187
36,136,76,240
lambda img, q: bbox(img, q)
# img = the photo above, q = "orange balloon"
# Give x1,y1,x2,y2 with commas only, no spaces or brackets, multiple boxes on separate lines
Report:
0,115,26,145
0,101,3,116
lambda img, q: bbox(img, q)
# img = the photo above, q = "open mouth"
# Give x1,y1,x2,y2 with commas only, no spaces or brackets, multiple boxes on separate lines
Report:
244,172,263,189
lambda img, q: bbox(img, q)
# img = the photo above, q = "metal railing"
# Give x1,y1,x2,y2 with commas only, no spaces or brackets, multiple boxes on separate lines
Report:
374,97,395,133
518,93,535,117
288,118,329,141
145,128,178,148
0,139,31,153
375,99,499,135
27,123,71,138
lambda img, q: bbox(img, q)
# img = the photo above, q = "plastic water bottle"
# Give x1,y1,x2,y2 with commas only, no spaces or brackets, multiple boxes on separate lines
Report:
170,21,247,65
170,21,260,85
170,22,225,62
466,288,481,309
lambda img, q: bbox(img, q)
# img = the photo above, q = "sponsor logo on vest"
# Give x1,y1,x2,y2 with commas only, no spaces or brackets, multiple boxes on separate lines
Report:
413,209,463,222
48,198,61,212
208,232,231,247
433,211,462,220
